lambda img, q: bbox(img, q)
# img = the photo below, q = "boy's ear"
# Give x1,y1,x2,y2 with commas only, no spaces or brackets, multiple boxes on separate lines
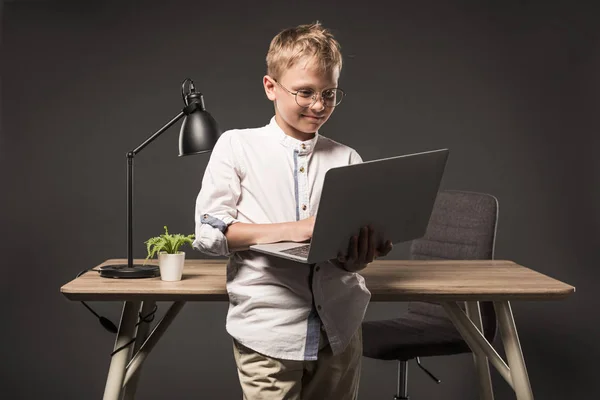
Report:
263,75,277,101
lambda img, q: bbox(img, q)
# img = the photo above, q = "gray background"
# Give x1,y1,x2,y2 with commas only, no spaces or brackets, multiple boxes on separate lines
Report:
1,0,597,398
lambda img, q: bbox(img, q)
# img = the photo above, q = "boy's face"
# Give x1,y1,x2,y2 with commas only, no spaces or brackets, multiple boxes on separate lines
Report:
264,57,340,140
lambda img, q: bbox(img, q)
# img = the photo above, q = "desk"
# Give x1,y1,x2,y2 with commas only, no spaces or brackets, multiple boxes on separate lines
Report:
61,259,575,400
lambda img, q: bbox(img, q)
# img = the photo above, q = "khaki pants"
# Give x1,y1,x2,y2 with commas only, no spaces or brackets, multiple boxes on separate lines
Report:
232,327,362,400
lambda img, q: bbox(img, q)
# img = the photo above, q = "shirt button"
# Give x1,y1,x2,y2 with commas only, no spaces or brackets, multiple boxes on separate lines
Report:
317,305,322,310
299,166,305,173
302,205,307,211
315,266,320,272
301,144,306,150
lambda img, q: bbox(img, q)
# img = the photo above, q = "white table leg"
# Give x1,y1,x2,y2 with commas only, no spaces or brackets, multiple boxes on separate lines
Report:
122,301,156,400
103,301,140,400
494,301,534,400
442,302,513,389
465,301,495,400
123,301,186,386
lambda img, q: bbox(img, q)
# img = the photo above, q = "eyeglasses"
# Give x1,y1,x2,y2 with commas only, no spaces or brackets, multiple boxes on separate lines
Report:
273,79,345,108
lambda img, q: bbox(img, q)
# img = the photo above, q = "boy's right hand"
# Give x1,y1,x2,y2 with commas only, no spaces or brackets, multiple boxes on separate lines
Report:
290,216,315,242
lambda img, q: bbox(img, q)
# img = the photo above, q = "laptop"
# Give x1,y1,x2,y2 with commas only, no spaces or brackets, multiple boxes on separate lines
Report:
249,148,449,263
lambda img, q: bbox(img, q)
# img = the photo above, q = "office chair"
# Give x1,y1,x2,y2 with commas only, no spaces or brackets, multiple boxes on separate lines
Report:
362,190,499,399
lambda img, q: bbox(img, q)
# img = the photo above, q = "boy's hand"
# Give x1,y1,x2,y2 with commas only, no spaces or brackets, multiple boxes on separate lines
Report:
331,226,393,272
290,216,316,242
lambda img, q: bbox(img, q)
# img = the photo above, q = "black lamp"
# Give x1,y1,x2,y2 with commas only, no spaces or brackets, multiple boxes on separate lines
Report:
99,79,220,278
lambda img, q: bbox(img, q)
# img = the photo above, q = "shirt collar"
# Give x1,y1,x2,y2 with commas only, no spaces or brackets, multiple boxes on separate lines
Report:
268,116,319,155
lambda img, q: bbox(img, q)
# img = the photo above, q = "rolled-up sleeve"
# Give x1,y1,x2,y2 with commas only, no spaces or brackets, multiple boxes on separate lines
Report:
193,131,242,256
349,149,363,166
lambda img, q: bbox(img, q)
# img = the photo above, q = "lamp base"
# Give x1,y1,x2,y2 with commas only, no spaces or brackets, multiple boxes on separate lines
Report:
99,264,160,279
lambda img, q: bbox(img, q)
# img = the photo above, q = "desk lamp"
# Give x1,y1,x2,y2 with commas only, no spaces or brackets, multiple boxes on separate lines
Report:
99,79,220,278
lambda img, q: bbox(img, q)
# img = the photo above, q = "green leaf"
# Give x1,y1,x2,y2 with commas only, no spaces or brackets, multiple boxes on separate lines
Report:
144,225,195,261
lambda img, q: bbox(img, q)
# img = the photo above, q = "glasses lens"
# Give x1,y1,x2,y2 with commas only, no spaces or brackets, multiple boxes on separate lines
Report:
295,89,345,108
295,90,315,108
323,89,344,107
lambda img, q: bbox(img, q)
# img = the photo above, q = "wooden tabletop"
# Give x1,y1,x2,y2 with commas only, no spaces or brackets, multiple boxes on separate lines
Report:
60,259,575,302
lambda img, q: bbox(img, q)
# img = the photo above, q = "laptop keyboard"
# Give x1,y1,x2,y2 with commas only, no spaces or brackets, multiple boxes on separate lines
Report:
281,244,310,258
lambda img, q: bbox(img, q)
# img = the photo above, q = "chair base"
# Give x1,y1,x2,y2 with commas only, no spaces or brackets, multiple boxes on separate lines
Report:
396,360,409,400
393,358,440,400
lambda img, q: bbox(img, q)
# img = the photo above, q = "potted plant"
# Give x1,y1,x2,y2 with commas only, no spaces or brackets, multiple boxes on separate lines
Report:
144,226,195,281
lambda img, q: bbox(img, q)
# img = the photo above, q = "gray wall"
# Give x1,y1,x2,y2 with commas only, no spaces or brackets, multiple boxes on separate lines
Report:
1,0,598,398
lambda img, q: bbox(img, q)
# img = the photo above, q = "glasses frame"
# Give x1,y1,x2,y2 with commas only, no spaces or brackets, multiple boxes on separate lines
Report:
273,78,345,108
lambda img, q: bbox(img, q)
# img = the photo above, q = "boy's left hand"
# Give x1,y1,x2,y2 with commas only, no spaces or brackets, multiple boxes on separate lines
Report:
330,226,393,272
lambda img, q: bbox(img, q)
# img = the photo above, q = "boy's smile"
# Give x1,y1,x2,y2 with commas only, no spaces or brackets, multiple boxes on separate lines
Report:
264,57,340,141
301,114,325,122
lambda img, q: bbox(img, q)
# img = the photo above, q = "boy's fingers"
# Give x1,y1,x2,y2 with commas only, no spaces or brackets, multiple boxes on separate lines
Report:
357,226,369,263
347,235,359,264
375,240,393,258
365,226,376,263
381,240,393,256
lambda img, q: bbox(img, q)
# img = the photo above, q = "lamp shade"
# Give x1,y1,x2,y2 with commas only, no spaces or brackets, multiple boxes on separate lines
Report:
179,93,221,156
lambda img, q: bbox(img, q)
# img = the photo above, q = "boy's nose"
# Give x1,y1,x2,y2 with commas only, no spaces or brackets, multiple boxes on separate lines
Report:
310,95,326,112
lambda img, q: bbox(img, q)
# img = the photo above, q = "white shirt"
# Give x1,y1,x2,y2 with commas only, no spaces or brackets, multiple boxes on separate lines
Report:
193,117,370,361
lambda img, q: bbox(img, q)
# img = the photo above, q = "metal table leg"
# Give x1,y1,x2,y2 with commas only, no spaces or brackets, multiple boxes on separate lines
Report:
103,301,141,400
442,302,513,389
123,301,186,386
122,301,156,400
465,301,495,400
494,301,534,400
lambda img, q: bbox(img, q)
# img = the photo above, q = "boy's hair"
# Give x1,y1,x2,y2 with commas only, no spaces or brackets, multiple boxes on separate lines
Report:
266,22,342,80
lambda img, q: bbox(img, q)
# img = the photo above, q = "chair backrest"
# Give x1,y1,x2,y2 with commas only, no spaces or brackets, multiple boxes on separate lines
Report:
408,190,499,342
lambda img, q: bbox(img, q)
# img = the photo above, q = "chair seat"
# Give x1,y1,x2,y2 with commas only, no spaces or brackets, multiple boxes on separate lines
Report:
362,312,470,361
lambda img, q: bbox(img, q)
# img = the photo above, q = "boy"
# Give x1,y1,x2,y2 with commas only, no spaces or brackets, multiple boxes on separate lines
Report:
193,22,392,400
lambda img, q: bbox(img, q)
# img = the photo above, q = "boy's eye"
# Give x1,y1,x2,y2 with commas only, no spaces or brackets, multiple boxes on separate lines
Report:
323,90,336,99
296,90,314,98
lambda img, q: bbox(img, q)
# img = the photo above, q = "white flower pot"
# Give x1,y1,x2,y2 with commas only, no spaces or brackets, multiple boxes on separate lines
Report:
158,252,185,281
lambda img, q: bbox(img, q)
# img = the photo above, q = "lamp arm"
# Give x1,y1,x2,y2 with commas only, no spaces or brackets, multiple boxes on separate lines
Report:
124,100,204,267
130,111,186,156
129,100,203,156
124,107,190,267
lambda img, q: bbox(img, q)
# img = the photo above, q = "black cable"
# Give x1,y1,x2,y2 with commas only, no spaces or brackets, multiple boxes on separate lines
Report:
77,269,119,334
137,304,158,326
81,299,101,319
110,305,159,356
75,268,94,279
110,338,137,356
74,269,159,356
